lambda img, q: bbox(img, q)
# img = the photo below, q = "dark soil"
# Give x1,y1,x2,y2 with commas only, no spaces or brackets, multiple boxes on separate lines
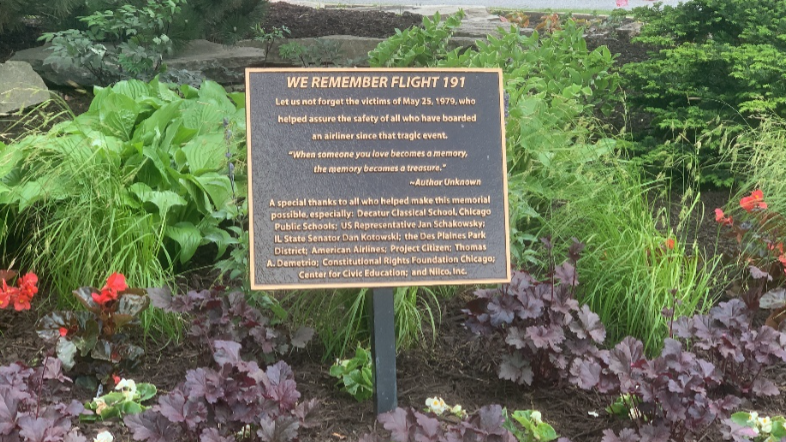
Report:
1,4,784,442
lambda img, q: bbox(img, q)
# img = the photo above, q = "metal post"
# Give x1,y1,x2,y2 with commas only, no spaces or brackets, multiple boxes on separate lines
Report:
368,288,397,414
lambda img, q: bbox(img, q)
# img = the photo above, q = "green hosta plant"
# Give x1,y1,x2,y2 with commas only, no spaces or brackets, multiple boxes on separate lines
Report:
0,77,245,296
82,378,157,422
368,10,465,68
329,345,373,401
503,409,559,442
35,273,149,379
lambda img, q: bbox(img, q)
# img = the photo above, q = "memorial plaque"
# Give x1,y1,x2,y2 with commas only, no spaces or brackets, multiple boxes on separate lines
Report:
245,68,510,290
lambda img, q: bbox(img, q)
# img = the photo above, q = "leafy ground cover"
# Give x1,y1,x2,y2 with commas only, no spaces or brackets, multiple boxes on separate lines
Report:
2,4,786,442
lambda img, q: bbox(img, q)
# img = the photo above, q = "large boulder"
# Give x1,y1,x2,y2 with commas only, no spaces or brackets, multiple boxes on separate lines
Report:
164,40,268,84
0,61,50,113
9,45,98,87
238,35,383,67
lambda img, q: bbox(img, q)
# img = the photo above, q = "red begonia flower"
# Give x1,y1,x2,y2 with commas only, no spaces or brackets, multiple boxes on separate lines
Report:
779,254,786,267
714,208,733,226
59,327,68,337
665,238,675,250
103,273,127,293
92,289,117,305
740,189,767,212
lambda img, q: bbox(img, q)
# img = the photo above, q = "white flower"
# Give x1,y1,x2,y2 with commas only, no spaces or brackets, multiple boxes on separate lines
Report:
425,397,448,415
94,431,113,442
758,417,772,433
588,410,599,418
530,411,542,423
451,404,466,418
750,411,759,421
115,378,137,401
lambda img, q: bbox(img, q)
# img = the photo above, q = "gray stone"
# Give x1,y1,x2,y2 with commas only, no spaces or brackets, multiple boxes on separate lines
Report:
9,45,98,87
0,61,51,113
164,40,268,84
617,21,643,38
238,35,383,67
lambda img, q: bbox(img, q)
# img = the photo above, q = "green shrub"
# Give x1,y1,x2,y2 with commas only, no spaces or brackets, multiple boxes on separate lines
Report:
40,0,185,86
622,0,786,187
0,78,244,298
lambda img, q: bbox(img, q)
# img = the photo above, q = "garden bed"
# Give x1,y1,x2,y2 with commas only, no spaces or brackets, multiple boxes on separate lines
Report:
2,3,786,442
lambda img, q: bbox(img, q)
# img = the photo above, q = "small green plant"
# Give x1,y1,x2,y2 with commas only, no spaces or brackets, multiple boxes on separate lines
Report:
503,409,559,442
39,0,185,85
82,378,157,422
605,393,641,420
252,24,290,66
329,345,373,402
35,273,150,380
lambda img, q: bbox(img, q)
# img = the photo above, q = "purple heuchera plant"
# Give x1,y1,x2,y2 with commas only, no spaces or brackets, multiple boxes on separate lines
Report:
124,339,318,442
0,359,88,442
463,238,606,385
148,287,314,362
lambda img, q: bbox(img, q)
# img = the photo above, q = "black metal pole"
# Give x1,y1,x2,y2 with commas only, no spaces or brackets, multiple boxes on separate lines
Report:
368,287,397,415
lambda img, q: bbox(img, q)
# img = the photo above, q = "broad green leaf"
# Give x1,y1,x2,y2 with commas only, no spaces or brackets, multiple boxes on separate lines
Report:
112,79,151,101
129,182,186,220
137,383,157,402
181,133,226,174
148,76,180,102
228,91,245,109
165,222,203,263
181,100,223,134
534,422,558,442
198,80,235,113
201,226,237,259
119,401,143,415
98,92,141,141
132,100,182,145
194,173,233,210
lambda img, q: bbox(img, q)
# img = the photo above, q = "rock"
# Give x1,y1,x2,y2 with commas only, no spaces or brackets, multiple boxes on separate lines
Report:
164,40,268,84
9,45,98,87
0,61,50,113
616,21,643,38
238,35,383,67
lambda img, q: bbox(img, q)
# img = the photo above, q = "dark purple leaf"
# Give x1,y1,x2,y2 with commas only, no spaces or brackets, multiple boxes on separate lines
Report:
379,408,413,442
185,368,224,404
514,290,544,320
749,265,773,281
608,337,644,376
158,390,187,423
213,340,243,367
147,287,173,310
125,410,180,442
751,378,779,396
601,428,638,442
638,423,670,442
266,379,300,412
554,262,578,286
570,306,606,343
721,418,759,442
487,295,518,326
569,358,600,389
257,416,300,442
498,354,533,385
17,415,68,442
64,400,85,417
294,398,320,429
63,430,88,442
414,412,441,442
568,238,585,262
476,405,508,436
526,325,565,350
200,428,236,442
504,327,529,350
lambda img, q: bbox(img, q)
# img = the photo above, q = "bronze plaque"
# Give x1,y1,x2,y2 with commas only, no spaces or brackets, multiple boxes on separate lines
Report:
245,68,510,290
